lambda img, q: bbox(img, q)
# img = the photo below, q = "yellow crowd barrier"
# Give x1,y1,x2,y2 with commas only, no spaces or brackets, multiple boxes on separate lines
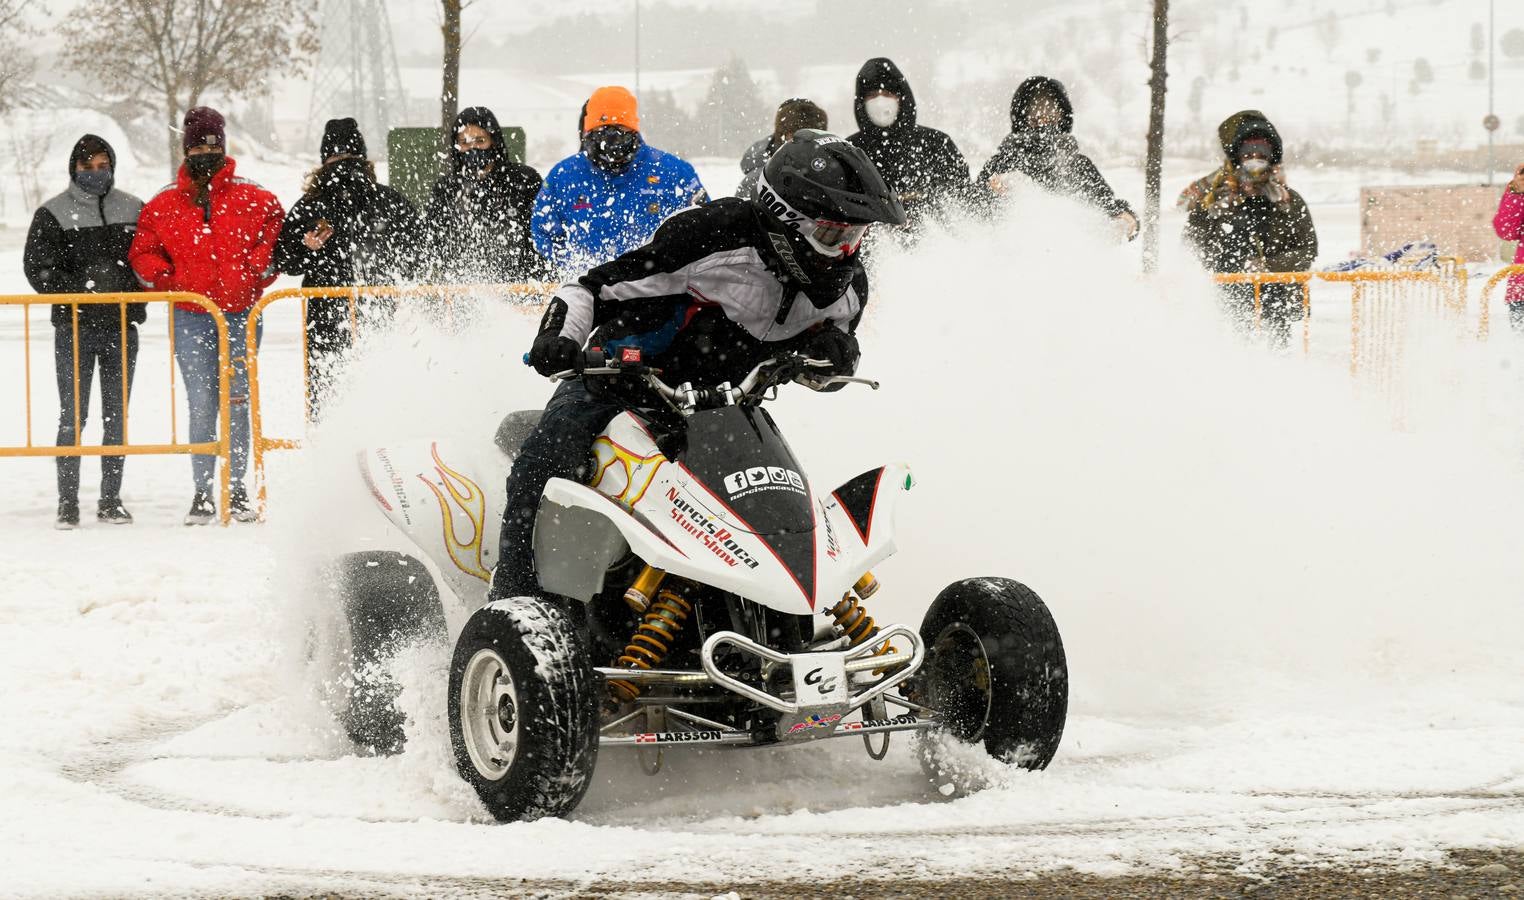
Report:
1476,265,1524,340
0,292,234,524
1212,261,1469,375
246,282,554,515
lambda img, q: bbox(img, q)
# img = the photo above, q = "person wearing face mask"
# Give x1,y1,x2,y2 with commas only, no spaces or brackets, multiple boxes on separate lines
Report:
275,118,420,414
1181,112,1318,348
979,76,1138,241
736,98,828,200
492,130,904,600
532,86,707,274
23,134,146,528
129,106,285,524
845,57,970,231
421,106,545,284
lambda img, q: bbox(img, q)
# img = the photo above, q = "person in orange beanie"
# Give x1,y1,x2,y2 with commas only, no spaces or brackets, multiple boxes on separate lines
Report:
531,86,706,273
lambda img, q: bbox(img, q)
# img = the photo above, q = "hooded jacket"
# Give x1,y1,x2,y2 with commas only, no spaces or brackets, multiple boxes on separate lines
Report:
532,129,706,274
845,58,970,219
1493,188,1524,306
978,77,1134,222
24,135,147,327
128,156,284,314
1181,111,1317,274
275,158,419,288
422,106,546,283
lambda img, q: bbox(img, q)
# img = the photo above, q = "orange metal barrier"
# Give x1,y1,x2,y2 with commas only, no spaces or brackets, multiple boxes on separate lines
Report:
1476,265,1524,340
0,292,234,523
246,282,554,515
1212,264,1469,375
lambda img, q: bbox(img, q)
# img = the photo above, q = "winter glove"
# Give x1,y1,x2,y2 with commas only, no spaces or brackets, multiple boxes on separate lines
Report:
528,297,582,377
803,327,859,377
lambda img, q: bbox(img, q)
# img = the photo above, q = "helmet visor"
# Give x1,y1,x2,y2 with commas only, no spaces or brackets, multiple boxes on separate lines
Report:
810,219,869,255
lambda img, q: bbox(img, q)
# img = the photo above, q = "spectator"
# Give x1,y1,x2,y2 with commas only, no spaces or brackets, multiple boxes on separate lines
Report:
1181,111,1317,348
979,76,1138,240
421,106,545,284
275,117,419,414
23,134,145,529
129,107,284,524
1492,162,1524,332
532,86,707,273
736,98,828,200
846,57,970,229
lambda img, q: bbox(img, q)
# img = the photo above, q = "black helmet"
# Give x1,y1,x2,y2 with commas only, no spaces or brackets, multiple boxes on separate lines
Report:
757,129,906,257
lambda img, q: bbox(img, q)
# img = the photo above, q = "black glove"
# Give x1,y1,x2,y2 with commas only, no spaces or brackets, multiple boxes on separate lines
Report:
528,298,582,377
804,327,859,376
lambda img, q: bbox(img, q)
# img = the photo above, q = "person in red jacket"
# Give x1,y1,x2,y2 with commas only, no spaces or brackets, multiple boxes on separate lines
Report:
129,107,284,524
1493,162,1524,332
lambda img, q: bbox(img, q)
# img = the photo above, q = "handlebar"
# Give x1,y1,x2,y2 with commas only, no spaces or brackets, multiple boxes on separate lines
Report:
529,348,877,412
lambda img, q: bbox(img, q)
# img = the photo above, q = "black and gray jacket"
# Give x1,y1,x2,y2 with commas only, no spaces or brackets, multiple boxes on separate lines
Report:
23,139,145,328
549,198,866,387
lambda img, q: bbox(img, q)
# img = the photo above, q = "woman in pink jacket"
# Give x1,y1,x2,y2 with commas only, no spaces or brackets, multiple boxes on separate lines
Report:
1494,163,1524,331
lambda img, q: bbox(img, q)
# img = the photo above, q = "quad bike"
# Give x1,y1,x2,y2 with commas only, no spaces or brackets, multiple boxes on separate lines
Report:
331,350,1068,821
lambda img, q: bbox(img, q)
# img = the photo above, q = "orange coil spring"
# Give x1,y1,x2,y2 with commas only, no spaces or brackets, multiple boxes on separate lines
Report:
829,594,893,657
609,588,694,701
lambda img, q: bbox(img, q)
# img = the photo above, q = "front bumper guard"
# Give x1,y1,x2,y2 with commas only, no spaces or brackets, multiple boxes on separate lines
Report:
595,625,930,748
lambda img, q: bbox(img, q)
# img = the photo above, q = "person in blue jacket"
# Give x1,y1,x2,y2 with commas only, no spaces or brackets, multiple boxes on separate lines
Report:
532,86,706,273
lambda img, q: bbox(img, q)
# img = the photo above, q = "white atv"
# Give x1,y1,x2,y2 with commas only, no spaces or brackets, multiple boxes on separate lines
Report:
329,351,1068,822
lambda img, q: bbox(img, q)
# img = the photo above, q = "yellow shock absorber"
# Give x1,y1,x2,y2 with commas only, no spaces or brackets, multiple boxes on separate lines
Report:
609,586,694,702
829,571,892,658
623,565,666,613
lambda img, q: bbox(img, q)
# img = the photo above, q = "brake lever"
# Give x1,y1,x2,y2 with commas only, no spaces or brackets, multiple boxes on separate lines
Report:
796,373,881,391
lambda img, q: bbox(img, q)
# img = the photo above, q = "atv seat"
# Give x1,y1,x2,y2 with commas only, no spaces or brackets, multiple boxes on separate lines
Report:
494,410,543,458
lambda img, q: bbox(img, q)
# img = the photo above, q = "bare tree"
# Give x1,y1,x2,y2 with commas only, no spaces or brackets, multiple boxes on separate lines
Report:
60,0,318,176
1142,0,1169,274
0,0,35,114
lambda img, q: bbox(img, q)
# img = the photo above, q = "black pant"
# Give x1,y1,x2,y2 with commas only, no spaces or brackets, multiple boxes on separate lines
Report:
1220,282,1304,350
305,295,395,417
1508,301,1524,333
491,379,625,599
55,321,138,503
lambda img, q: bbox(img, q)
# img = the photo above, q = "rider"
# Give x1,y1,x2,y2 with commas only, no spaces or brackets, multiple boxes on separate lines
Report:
491,130,906,600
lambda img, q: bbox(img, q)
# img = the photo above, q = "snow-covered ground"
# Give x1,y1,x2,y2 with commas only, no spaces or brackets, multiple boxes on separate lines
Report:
2,180,1522,897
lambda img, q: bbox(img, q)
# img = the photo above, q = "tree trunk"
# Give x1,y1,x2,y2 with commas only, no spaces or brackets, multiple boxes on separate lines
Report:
1142,0,1169,274
166,95,181,182
440,0,462,177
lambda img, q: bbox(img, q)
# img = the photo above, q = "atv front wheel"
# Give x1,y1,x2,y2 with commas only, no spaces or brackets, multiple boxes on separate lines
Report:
916,577,1067,778
447,596,599,822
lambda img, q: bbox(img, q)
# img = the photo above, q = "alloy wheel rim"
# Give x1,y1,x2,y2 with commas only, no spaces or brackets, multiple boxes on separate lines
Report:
461,648,520,780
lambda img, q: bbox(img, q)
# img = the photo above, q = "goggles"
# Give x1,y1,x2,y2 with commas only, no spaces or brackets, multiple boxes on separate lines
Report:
808,219,870,256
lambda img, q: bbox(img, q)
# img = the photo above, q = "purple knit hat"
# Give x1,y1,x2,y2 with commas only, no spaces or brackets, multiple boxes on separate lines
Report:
182,107,225,152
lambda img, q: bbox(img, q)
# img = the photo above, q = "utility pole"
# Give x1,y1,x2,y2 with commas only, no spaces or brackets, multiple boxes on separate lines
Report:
634,0,642,96
1487,0,1496,186
1142,0,1170,274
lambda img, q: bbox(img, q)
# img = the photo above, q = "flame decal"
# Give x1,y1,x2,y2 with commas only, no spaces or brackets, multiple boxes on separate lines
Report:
418,442,491,582
589,436,665,508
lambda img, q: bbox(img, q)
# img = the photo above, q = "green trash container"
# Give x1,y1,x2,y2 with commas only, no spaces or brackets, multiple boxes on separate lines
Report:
386,125,528,210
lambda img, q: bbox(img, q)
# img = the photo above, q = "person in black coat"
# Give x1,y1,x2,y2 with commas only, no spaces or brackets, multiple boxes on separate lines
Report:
845,57,970,230
422,106,546,284
275,118,419,414
23,134,144,528
980,76,1138,240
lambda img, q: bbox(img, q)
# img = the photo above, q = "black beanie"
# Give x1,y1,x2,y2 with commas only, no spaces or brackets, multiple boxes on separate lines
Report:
320,117,366,161
68,134,114,176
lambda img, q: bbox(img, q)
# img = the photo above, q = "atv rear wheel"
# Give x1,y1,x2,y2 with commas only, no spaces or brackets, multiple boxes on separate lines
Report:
333,551,447,754
447,596,599,822
916,577,1067,780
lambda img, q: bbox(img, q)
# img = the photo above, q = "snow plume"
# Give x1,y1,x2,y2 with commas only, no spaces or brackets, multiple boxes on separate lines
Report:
772,187,1524,719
